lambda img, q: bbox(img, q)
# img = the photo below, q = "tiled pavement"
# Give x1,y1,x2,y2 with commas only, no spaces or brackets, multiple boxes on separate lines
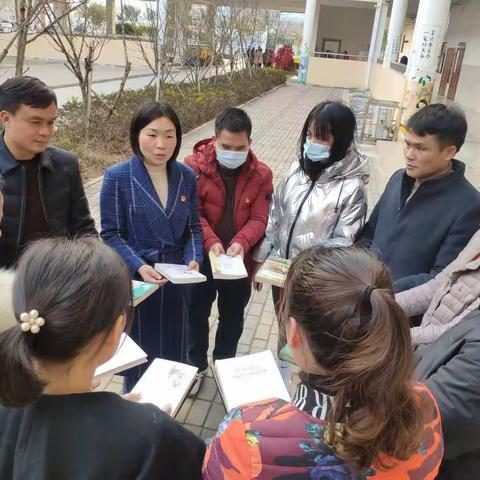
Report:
85,82,403,440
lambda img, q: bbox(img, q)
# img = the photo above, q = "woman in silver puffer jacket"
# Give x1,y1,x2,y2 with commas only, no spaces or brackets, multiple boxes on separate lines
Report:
254,101,369,312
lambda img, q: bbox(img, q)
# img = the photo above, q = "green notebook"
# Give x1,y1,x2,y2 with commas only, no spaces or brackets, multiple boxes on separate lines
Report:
132,281,159,306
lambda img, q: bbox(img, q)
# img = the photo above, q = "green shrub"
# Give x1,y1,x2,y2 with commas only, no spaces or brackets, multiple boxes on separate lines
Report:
52,68,289,180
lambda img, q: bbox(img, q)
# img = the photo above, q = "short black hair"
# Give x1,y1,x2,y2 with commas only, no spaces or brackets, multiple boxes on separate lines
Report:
299,101,356,170
130,101,182,162
215,107,252,138
407,103,467,152
0,76,57,114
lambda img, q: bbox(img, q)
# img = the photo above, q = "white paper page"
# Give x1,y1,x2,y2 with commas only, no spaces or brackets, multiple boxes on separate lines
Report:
154,263,206,283
95,334,147,378
215,350,290,411
215,255,248,277
132,358,198,416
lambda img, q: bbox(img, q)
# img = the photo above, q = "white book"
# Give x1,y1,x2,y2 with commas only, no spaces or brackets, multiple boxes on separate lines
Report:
154,263,207,284
131,358,198,417
95,334,147,379
213,350,291,411
209,252,248,280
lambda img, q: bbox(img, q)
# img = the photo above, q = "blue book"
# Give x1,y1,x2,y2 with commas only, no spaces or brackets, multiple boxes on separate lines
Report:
132,280,159,306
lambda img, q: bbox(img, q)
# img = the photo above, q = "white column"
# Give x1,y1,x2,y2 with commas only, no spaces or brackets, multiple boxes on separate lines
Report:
373,1,389,61
401,0,451,123
301,0,319,55
383,0,408,65
365,1,387,90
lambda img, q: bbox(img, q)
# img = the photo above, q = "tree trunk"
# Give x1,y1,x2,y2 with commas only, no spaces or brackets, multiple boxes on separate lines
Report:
15,0,28,76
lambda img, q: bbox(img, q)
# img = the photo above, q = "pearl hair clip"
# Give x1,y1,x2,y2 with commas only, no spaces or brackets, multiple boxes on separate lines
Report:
20,310,45,334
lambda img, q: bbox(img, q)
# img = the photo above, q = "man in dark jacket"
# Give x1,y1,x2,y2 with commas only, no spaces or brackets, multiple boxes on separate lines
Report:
357,104,480,292
184,107,273,395
415,308,480,480
0,76,97,268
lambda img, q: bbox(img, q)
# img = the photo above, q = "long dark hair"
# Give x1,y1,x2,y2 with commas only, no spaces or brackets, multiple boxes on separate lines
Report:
282,246,424,470
130,101,182,162
298,101,356,173
0,238,132,407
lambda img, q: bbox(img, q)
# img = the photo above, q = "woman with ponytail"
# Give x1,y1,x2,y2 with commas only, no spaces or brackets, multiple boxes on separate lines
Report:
204,246,443,479
0,238,204,479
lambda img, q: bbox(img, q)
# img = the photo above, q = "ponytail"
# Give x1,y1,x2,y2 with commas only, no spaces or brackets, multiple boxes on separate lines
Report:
0,326,44,407
328,288,423,470
284,246,425,471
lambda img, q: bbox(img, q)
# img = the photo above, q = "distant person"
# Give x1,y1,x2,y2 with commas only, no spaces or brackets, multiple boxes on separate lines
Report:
357,104,480,293
204,246,443,479
0,76,97,268
0,238,205,479
400,55,408,65
254,47,263,67
100,101,203,387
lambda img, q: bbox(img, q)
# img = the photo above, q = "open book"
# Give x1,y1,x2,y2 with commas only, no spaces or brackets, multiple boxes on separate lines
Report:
95,334,147,379
131,358,198,417
132,280,159,306
255,256,292,287
213,350,291,411
154,263,207,284
209,252,248,280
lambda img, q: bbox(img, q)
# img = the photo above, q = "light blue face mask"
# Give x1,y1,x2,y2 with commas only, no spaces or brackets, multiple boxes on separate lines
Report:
216,147,249,169
303,140,330,162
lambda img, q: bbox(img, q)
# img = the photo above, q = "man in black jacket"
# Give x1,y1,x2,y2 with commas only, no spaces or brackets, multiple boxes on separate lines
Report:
415,309,480,480
0,76,97,268
357,104,480,292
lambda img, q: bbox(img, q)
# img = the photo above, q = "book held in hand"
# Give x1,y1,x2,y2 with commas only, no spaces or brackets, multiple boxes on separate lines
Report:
154,263,207,284
95,334,147,379
132,280,159,306
209,252,248,280
255,256,292,287
131,358,198,417
213,350,291,411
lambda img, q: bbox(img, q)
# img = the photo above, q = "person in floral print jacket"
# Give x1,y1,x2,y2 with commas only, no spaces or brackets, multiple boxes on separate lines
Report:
204,246,443,479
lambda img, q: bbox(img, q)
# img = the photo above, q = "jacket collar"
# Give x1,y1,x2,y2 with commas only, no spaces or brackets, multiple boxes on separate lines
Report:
0,134,54,173
192,137,258,178
130,155,184,243
400,159,466,206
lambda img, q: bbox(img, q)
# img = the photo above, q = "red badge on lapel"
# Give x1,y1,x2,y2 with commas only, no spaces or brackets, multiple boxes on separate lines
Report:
181,195,187,202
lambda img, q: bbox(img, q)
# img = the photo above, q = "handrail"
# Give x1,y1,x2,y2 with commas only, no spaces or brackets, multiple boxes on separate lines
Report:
312,52,368,62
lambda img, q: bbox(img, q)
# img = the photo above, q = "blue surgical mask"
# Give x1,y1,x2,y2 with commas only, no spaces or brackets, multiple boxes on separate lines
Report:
303,140,330,162
216,147,249,169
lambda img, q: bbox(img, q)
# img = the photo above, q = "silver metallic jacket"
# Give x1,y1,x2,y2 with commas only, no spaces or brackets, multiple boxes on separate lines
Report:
254,148,369,262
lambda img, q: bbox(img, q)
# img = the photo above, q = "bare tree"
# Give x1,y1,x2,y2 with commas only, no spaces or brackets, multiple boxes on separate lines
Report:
42,1,107,141
134,0,189,100
1,0,86,75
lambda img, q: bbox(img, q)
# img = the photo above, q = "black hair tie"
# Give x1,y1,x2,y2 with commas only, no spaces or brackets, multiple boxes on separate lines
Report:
363,284,378,305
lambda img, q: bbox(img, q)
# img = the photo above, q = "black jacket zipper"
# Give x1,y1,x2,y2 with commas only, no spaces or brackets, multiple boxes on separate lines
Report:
15,166,26,260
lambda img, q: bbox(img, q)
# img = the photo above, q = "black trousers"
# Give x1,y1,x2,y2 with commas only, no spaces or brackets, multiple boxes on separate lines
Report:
187,257,252,371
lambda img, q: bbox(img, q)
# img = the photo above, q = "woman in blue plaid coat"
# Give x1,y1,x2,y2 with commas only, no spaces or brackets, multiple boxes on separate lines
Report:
100,102,203,386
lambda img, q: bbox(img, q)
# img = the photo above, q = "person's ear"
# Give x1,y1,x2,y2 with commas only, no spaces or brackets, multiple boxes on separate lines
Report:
443,144,457,162
0,110,11,128
286,316,301,349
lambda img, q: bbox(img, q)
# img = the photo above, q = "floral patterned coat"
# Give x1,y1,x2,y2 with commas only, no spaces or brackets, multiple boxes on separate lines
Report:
203,383,443,480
